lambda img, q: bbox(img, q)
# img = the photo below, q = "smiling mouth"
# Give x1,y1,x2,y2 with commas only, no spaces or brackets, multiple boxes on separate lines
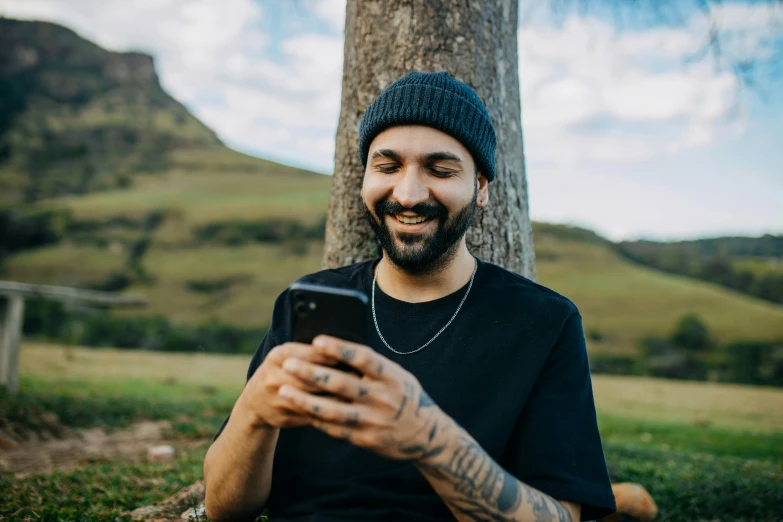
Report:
394,214,431,225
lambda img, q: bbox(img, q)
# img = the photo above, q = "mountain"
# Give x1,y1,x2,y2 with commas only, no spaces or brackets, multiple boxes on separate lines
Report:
0,18,221,204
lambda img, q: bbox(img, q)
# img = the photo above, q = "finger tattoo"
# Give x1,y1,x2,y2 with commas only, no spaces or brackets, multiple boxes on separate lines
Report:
312,373,330,384
339,345,356,361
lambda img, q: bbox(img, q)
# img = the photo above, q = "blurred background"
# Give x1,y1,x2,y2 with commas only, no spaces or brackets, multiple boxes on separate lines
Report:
0,0,781,521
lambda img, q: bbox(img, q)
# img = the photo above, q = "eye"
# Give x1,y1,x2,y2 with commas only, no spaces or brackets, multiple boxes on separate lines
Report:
429,168,454,178
376,164,399,174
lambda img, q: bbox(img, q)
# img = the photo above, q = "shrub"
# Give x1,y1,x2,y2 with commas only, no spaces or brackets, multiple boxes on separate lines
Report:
638,336,709,381
0,207,71,253
186,275,252,294
670,313,713,352
723,340,783,386
194,217,326,246
587,328,603,342
589,355,639,375
89,271,134,292
22,299,264,355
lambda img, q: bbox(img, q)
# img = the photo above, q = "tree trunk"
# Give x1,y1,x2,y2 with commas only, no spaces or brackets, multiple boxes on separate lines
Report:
322,0,535,279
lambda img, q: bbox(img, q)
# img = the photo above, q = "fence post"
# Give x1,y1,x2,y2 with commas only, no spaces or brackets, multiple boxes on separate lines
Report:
0,295,25,394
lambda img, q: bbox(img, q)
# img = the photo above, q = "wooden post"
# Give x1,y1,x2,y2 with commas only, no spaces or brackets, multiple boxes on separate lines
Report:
0,295,25,394
0,281,145,395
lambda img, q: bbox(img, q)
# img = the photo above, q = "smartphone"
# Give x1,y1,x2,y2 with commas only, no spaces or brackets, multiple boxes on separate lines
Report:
288,282,368,379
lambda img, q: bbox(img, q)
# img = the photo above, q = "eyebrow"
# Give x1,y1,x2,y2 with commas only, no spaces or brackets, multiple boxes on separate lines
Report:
370,149,463,165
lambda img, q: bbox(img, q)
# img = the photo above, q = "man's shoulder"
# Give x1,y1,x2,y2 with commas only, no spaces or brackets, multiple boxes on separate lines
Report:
479,258,579,318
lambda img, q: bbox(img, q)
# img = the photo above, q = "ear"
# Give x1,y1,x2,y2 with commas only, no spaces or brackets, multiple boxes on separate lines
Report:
476,172,489,208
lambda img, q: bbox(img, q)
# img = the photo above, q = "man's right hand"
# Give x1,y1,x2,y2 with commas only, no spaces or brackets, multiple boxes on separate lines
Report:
235,342,338,429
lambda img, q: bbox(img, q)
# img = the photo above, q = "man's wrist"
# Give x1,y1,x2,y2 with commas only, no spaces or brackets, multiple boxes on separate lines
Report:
414,409,460,467
234,392,274,433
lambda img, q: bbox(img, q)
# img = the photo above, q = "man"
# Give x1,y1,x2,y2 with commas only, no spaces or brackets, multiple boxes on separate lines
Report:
203,71,616,522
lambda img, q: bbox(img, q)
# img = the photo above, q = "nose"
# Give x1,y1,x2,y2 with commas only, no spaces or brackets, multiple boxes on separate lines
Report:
392,167,430,209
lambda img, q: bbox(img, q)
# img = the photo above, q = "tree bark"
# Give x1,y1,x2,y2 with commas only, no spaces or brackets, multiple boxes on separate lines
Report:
322,0,535,279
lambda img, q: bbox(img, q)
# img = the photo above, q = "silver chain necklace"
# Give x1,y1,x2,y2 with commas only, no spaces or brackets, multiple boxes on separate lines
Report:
372,259,478,355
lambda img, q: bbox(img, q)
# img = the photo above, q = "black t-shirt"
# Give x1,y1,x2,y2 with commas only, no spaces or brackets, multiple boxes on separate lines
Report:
215,257,616,521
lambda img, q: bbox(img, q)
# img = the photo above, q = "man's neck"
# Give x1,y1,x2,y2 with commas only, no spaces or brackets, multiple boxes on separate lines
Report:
376,244,476,303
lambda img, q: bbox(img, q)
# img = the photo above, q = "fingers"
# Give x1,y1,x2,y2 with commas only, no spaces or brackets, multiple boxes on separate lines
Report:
311,335,395,381
279,384,376,429
267,342,336,366
281,357,372,401
280,370,323,394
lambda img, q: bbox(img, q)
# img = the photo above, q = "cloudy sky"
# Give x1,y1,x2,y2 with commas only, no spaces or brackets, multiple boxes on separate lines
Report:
2,0,781,241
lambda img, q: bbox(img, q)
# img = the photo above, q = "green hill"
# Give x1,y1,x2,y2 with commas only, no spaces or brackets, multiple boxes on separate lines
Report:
0,18,221,203
617,235,783,304
533,224,783,355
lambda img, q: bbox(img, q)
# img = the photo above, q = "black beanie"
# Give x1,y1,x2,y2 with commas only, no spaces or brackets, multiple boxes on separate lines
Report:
358,71,497,182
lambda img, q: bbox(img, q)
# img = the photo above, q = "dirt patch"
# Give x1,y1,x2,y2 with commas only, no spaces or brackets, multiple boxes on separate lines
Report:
0,419,202,477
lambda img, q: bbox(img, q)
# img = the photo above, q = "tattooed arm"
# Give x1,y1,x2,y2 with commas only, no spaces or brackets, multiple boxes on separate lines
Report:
414,406,580,522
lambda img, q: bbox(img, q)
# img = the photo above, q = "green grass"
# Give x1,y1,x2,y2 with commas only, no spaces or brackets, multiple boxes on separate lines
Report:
19,343,783,434
3,345,783,521
598,413,783,462
125,242,323,324
604,443,782,522
2,244,126,288
43,148,331,237
591,374,783,433
1,446,208,522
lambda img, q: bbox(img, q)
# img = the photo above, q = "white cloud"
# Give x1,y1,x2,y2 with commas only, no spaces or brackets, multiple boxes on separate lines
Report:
518,4,777,166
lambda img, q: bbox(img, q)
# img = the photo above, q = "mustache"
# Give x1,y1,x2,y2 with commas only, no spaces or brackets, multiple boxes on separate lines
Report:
375,200,447,219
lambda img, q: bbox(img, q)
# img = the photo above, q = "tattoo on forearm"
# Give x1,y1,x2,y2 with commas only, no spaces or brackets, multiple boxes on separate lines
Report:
418,431,573,522
418,389,435,409
428,422,437,443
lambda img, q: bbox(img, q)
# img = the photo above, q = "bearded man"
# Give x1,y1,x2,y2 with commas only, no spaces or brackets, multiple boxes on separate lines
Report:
203,72,616,522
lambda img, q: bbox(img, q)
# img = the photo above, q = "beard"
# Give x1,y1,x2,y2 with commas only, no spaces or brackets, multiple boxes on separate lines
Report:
364,184,478,275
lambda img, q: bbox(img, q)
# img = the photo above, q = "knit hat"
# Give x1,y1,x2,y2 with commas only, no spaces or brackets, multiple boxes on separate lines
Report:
358,71,497,182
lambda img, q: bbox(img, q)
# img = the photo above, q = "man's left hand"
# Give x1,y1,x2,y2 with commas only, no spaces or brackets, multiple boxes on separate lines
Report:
277,335,447,462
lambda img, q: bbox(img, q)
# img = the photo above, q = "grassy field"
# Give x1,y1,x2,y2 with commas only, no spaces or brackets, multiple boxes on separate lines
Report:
3,343,782,521
18,343,783,434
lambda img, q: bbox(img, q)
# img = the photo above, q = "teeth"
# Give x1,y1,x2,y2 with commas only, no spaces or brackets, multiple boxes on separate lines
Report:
396,215,428,224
